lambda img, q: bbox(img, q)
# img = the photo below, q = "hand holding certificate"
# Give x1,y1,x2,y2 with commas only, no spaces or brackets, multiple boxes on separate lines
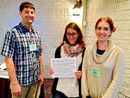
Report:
51,58,76,78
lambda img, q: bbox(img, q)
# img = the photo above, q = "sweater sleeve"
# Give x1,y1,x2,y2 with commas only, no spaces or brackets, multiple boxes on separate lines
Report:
51,46,61,95
55,46,61,58
81,49,90,98
102,48,125,98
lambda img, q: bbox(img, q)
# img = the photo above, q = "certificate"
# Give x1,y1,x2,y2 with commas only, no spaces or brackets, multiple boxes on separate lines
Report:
51,58,76,78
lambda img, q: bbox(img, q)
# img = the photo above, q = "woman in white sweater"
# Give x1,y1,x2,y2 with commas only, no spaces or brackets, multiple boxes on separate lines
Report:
81,17,125,98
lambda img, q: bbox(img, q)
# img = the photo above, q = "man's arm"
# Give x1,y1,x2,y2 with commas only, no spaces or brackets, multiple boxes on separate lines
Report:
39,54,44,85
5,56,21,97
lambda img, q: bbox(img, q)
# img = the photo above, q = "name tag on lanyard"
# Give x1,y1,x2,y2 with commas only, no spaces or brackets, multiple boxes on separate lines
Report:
29,44,37,51
91,68,101,77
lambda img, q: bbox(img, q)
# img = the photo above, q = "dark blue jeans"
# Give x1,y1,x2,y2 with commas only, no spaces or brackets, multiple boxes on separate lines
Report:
52,91,80,98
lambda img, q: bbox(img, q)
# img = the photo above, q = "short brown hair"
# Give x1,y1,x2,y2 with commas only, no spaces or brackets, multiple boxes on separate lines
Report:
19,2,35,12
61,22,85,47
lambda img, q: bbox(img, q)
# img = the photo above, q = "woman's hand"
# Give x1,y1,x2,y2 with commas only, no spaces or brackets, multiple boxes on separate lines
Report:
49,67,54,74
75,71,82,79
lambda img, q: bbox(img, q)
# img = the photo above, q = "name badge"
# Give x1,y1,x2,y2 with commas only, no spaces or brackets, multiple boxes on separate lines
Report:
29,44,37,51
91,68,101,77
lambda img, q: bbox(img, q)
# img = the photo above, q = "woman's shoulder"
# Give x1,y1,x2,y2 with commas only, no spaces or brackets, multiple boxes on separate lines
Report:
55,46,62,58
85,45,93,50
83,45,94,55
56,46,61,51
113,45,124,52
113,45,125,56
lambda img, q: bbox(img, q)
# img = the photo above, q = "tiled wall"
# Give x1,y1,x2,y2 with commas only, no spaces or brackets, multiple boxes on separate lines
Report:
0,0,77,78
0,0,129,97
84,0,130,97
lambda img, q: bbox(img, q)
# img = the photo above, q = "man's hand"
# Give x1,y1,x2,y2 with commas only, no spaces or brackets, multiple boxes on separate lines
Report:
12,83,22,97
39,74,44,85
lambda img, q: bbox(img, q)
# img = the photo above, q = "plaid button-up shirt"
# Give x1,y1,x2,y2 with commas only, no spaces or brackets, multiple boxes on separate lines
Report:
1,23,43,85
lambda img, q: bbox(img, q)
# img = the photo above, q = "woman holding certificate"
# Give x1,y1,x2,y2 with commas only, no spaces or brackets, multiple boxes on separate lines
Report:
49,22,86,98
81,17,125,98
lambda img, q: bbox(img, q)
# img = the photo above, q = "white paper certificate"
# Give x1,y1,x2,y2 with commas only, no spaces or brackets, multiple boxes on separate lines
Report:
51,58,76,78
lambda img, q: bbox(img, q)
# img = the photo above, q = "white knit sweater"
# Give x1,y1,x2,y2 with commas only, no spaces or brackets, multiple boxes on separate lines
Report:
81,40,125,98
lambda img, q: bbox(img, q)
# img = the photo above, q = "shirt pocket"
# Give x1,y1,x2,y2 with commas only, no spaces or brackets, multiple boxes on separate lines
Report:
15,36,29,54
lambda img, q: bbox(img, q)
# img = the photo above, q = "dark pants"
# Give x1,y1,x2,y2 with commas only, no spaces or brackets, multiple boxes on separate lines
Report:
52,91,80,98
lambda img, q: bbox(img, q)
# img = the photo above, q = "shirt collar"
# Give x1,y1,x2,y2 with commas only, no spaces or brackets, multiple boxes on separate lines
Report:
19,22,34,33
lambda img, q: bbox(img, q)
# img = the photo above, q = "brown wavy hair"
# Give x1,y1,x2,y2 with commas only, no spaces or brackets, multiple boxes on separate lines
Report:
61,22,85,47
95,17,116,32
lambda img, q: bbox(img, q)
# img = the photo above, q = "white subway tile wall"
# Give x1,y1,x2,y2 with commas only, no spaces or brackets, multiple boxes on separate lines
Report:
0,0,129,97
85,0,130,97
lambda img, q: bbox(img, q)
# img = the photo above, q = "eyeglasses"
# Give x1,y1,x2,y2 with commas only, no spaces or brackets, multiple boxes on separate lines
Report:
67,33,77,37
